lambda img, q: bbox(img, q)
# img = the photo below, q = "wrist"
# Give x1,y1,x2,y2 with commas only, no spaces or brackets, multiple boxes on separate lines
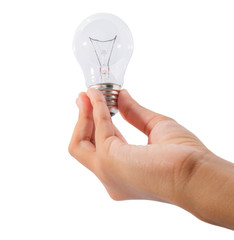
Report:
176,150,234,229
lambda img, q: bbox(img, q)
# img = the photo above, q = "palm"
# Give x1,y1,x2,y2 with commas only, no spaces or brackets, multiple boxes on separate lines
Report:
110,114,207,202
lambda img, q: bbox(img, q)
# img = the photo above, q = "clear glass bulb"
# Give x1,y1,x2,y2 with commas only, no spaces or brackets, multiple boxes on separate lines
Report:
73,13,134,116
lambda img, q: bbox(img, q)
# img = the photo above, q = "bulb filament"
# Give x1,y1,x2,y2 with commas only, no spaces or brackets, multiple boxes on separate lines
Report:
89,36,117,81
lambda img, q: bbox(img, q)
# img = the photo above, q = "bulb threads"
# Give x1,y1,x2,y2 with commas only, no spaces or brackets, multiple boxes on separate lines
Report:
89,83,121,117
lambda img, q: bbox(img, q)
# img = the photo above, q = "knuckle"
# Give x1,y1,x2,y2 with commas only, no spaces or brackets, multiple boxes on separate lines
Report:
108,191,124,201
103,136,117,156
99,113,111,123
94,110,110,121
144,115,173,135
93,114,112,130
68,142,76,157
93,97,106,107
109,194,122,201
122,101,138,120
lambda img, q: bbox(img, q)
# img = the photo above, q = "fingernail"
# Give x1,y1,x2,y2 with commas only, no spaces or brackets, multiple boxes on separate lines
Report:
86,88,92,98
87,88,102,102
87,88,97,97
76,93,82,108
122,89,130,96
76,98,80,108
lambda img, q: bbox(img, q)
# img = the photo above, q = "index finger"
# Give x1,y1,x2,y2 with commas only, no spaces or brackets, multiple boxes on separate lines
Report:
87,88,115,145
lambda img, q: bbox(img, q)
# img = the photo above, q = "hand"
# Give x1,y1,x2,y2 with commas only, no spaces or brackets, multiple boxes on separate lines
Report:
69,88,234,230
68,88,208,203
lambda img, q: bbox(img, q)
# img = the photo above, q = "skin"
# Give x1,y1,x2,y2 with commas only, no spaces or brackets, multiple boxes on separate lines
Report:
69,88,234,230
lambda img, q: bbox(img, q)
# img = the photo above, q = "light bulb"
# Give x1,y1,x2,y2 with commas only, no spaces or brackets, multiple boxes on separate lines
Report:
73,13,134,116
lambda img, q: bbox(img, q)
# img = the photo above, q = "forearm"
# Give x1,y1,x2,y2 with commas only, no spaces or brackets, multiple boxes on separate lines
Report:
179,152,234,230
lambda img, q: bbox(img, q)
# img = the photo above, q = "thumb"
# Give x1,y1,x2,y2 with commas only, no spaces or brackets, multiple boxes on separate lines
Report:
118,89,170,136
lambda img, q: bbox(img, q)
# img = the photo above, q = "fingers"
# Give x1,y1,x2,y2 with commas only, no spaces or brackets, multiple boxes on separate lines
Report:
69,92,95,171
118,89,170,136
75,92,94,143
87,88,115,144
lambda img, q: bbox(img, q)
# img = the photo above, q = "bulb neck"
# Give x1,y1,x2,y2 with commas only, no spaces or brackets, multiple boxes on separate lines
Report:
89,83,121,117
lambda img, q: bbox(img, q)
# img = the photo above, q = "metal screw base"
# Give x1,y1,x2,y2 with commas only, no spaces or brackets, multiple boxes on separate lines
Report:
89,83,121,117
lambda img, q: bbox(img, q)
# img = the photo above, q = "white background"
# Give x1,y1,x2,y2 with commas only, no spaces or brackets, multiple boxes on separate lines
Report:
0,0,233,239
